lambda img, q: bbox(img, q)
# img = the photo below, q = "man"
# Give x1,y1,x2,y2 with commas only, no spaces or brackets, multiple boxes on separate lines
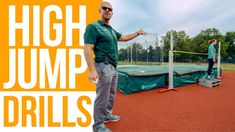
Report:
207,39,217,80
84,1,147,132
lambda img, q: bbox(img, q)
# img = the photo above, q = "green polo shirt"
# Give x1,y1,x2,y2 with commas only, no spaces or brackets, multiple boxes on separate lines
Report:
84,20,122,67
208,44,216,59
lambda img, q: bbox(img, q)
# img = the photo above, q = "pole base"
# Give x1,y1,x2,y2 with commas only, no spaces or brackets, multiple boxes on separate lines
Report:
159,88,178,93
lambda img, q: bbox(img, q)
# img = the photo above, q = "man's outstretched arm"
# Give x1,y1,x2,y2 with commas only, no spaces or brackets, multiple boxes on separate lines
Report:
118,29,147,42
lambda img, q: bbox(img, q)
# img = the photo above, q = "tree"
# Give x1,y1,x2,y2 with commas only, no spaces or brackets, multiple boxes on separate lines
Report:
225,32,235,57
147,45,154,61
191,28,227,57
162,30,191,61
119,28,233,63
130,42,143,62
155,46,162,62
118,48,127,61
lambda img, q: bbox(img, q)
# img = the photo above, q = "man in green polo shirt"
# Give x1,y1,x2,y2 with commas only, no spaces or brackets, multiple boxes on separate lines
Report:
84,1,147,132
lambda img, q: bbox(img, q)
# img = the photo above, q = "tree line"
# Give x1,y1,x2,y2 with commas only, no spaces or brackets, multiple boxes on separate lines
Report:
118,28,235,63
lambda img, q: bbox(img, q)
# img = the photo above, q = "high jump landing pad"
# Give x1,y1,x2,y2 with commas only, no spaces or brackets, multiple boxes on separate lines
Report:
117,65,220,94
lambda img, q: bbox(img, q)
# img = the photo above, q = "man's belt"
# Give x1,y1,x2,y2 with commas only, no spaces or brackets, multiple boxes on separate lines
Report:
95,57,116,68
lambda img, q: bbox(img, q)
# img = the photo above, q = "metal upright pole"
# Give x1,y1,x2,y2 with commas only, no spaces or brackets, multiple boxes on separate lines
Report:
159,30,177,93
145,40,148,64
131,43,133,64
169,31,174,89
127,43,129,62
217,42,221,78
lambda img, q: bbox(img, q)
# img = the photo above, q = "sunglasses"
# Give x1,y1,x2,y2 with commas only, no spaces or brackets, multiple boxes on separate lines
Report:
101,6,113,12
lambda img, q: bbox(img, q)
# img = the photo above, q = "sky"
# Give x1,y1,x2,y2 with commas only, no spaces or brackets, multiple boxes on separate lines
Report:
107,0,235,38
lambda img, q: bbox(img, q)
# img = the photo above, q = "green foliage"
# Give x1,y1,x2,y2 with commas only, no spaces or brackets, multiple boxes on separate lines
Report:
225,32,235,57
162,30,191,61
119,28,234,63
191,28,227,57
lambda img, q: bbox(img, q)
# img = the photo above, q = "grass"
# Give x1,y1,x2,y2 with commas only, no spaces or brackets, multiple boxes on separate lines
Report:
221,64,235,71
118,61,162,65
118,61,235,71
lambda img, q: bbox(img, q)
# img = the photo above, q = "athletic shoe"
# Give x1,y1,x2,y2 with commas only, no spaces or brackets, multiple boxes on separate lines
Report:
104,115,120,123
93,123,111,132
207,75,211,80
